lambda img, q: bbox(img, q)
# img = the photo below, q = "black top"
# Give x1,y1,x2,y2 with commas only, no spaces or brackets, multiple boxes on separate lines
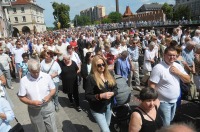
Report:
132,106,163,132
60,61,78,93
85,75,118,113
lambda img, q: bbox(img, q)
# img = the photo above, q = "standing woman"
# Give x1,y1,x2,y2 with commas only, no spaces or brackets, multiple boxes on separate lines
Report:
60,55,81,111
81,52,93,90
19,53,29,79
85,55,117,132
40,50,61,112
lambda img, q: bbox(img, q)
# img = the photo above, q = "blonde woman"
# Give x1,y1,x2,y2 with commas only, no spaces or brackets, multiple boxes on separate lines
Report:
85,55,117,132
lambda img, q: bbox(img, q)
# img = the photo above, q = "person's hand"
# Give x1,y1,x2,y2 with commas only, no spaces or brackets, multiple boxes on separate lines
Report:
170,65,180,76
100,92,114,99
43,95,51,103
32,100,43,106
50,72,58,78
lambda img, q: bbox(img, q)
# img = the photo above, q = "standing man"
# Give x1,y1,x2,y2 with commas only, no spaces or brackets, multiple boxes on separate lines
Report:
12,40,24,78
128,38,141,91
18,59,57,132
149,46,190,126
0,47,13,89
77,34,86,62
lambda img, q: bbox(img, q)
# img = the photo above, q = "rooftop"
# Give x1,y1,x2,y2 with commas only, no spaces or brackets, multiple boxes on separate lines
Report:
123,6,134,17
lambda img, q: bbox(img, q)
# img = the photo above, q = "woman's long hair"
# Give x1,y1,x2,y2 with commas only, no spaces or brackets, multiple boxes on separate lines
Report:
91,55,116,89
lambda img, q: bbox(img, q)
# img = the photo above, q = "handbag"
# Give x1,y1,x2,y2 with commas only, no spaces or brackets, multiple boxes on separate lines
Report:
9,117,24,132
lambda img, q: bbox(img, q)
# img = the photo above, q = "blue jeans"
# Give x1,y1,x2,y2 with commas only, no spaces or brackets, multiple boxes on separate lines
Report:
52,82,59,107
90,103,111,132
158,102,177,126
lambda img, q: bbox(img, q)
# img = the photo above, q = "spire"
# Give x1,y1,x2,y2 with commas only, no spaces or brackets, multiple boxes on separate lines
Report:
123,6,134,17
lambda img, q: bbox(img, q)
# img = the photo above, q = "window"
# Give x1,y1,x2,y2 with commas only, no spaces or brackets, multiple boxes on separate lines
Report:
14,17,18,23
37,17,39,22
36,9,38,14
21,7,25,13
22,16,26,22
13,8,16,13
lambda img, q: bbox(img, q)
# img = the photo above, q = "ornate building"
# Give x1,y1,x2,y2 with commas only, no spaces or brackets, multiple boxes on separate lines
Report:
7,0,46,36
0,0,12,38
122,4,166,22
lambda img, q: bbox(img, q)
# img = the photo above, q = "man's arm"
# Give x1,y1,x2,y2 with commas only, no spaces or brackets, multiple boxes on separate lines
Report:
170,66,190,83
43,89,56,103
148,80,157,89
18,96,43,106
0,74,6,85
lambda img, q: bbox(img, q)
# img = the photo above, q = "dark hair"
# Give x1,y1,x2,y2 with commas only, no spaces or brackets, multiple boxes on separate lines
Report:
139,87,158,101
22,53,29,58
67,45,72,50
40,50,54,58
164,46,177,55
85,52,92,64
85,42,91,49
170,40,178,47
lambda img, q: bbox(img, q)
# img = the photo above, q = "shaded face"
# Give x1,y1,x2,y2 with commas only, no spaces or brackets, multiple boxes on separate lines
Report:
44,52,51,61
131,41,137,47
23,56,29,62
96,59,105,73
29,69,40,79
63,57,70,63
164,50,177,65
0,48,3,54
67,48,73,54
16,42,21,48
89,54,94,61
142,99,156,110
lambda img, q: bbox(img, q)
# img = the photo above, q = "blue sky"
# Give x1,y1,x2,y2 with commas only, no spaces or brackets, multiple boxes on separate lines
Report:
36,0,175,27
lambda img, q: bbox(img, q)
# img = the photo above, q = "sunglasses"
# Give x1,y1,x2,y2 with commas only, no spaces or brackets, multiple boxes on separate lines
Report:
97,63,105,68
91,55,94,58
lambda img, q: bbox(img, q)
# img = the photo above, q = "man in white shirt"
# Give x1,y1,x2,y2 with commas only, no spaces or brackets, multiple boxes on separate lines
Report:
55,39,67,62
149,46,190,126
12,40,24,78
18,59,57,132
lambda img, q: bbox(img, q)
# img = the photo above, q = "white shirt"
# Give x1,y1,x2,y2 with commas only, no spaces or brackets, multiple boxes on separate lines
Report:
150,61,187,103
12,48,24,63
55,44,67,61
18,72,55,102
143,49,156,71
0,53,11,70
40,60,61,83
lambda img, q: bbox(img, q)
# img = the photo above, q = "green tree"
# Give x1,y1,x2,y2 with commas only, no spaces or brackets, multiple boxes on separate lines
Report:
161,3,173,20
173,5,191,21
74,15,91,27
108,12,122,23
101,18,112,24
52,2,70,29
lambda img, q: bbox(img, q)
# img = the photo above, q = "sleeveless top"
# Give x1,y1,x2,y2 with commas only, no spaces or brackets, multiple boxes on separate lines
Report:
132,106,163,132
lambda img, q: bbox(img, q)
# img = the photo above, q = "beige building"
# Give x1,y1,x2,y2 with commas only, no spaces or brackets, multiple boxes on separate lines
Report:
80,5,106,22
0,0,12,38
7,0,46,36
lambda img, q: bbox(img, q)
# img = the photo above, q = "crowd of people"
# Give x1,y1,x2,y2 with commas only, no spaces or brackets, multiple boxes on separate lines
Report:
0,24,200,132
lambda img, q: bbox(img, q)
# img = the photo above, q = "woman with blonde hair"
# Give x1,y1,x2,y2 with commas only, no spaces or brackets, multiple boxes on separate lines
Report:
85,55,117,132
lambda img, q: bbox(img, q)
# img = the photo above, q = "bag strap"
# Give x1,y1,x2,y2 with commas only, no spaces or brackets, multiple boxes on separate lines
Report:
137,106,155,122
14,117,19,123
47,60,55,74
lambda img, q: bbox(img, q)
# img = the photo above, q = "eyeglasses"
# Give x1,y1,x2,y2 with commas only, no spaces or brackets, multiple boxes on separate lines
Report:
97,63,105,68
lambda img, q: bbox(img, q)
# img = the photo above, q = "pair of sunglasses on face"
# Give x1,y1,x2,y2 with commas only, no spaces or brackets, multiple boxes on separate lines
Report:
97,63,105,68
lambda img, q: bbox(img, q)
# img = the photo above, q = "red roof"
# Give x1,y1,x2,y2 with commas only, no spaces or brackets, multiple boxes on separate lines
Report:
123,6,134,17
11,0,31,5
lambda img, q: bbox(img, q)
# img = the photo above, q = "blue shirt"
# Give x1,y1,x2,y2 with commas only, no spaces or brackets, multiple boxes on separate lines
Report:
0,97,15,132
116,57,130,79
127,46,139,61
182,48,194,67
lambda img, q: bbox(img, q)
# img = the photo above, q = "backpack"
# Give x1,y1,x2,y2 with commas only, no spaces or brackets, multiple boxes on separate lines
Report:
114,75,131,105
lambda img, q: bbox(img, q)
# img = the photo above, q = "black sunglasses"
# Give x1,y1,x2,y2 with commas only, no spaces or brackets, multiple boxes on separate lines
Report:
97,63,105,68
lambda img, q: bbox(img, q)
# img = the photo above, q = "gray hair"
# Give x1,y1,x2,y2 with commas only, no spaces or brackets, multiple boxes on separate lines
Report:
186,41,196,47
63,54,71,60
27,59,40,71
195,44,200,53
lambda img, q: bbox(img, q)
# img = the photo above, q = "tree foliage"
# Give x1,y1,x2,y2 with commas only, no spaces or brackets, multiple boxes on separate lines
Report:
108,12,122,23
173,5,191,21
101,18,112,24
52,2,70,29
161,3,173,20
74,15,91,27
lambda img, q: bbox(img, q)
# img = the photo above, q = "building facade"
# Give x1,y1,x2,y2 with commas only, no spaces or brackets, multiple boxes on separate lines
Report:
175,0,200,20
80,5,105,22
0,0,12,38
7,0,46,36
